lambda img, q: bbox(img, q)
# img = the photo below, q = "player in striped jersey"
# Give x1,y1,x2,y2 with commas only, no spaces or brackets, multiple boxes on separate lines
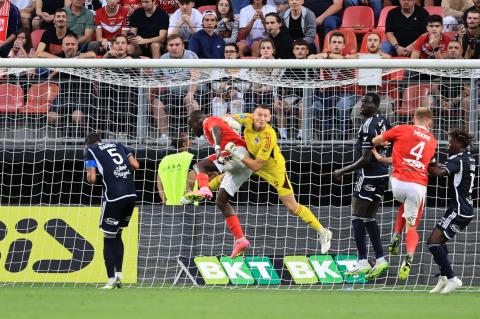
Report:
427,129,475,294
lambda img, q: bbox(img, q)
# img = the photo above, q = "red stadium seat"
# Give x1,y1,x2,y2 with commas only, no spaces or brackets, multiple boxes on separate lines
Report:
197,5,216,13
397,84,431,116
359,30,386,53
425,6,444,17
340,6,375,35
323,29,357,55
376,6,396,32
31,29,46,50
22,82,59,114
0,84,24,113
444,31,458,40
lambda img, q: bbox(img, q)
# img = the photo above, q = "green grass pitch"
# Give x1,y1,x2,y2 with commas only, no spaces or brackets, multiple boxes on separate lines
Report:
1,287,478,319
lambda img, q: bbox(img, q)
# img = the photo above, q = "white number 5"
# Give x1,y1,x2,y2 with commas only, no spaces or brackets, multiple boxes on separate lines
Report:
410,142,425,161
107,148,123,165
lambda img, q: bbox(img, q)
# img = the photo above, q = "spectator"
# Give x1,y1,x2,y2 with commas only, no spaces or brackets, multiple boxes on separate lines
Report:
33,0,66,30
251,38,283,105
46,33,95,133
168,0,202,43
442,0,473,31
189,10,225,58
382,0,429,57
446,38,464,57
237,0,276,57
232,0,250,14
11,0,34,31
123,0,141,17
303,0,343,37
103,33,132,58
0,0,20,58
7,29,34,57
211,43,251,116
65,0,95,47
129,0,168,58
215,0,238,44
88,0,129,55
270,0,289,13
310,32,357,139
344,0,383,24
156,0,177,14
458,9,480,58
35,8,76,57
152,34,200,138
265,12,294,58
410,15,451,58
464,0,480,21
358,31,391,58
275,39,311,140
281,0,317,53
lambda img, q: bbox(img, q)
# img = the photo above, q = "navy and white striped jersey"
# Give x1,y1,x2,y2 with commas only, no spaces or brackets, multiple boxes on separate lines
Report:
85,142,137,202
356,113,391,177
444,150,476,217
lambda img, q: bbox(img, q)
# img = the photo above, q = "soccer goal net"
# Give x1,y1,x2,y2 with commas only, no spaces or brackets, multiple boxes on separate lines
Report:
0,59,478,290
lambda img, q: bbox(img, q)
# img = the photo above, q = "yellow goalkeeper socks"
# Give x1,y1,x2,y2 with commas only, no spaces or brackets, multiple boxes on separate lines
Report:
294,204,323,233
208,174,223,191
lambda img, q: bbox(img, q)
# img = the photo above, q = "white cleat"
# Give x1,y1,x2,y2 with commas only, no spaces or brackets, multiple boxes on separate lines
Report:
319,229,333,254
345,259,372,276
440,277,462,294
429,276,448,293
179,196,192,205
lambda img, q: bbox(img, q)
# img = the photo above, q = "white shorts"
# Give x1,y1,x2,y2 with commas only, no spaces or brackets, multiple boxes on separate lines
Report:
390,177,426,226
213,146,252,197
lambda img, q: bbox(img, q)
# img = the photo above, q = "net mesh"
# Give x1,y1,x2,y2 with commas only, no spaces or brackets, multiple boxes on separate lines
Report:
0,63,478,290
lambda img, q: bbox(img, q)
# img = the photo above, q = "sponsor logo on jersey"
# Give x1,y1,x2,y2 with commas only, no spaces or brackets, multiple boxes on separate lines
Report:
450,224,460,233
363,184,376,192
105,218,119,226
254,137,260,144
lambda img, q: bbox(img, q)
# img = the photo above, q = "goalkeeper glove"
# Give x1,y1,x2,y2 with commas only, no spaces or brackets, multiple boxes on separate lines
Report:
225,142,245,160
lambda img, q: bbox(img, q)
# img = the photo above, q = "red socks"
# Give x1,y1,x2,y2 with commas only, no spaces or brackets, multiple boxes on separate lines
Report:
406,228,419,255
197,172,209,189
226,215,244,240
394,204,406,234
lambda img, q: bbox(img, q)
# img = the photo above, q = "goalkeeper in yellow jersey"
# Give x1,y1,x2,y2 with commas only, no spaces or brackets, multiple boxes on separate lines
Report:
224,104,332,253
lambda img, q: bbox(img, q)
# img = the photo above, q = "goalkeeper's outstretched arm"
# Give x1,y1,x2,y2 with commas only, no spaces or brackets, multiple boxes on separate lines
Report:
225,142,265,171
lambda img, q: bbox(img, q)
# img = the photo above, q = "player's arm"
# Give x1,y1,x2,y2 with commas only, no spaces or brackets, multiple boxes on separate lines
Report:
240,156,266,172
372,134,385,146
333,149,373,180
428,156,454,177
428,163,448,177
211,125,223,159
86,167,97,184
84,149,97,184
156,174,166,202
372,147,392,164
128,154,140,170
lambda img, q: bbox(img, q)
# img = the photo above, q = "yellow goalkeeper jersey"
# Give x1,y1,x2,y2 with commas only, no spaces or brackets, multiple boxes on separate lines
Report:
236,113,285,172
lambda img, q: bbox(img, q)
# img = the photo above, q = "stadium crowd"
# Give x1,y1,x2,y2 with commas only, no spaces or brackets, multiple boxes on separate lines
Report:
0,0,479,139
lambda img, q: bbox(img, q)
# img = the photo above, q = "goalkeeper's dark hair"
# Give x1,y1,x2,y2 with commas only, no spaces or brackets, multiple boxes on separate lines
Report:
365,92,380,107
254,104,272,113
85,132,101,146
449,128,475,148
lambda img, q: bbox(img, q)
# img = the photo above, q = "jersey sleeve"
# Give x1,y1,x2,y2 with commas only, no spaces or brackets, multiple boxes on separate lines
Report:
444,156,461,174
382,125,403,142
84,148,97,169
255,130,276,161
236,113,252,125
361,122,378,149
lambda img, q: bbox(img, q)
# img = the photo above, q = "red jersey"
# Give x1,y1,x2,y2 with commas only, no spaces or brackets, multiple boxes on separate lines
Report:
203,117,247,150
413,32,451,59
382,124,437,186
155,0,177,14
95,5,129,41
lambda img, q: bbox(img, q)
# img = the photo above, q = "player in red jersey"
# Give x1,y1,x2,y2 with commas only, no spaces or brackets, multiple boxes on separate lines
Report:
372,107,438,280
185,110,253,258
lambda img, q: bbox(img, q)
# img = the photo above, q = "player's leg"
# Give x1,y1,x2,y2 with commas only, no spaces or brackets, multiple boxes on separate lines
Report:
99,201,119,289
347,197,372,275
185,158,220,201
389,177,407,255
363,199,389,279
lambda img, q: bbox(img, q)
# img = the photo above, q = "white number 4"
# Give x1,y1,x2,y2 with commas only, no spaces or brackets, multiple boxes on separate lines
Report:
107,148,123,165
410,142,425,161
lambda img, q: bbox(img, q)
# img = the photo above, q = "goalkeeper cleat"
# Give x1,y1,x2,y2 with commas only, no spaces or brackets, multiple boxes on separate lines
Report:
398,255,413,280
440,277,462,294
366,261,389,280
180,196,193,205
430,275,448,293
319,229,333,254
99,283,116,290
115,278,123,289
230,238,250,259
388,234,401,255
345,260,372,276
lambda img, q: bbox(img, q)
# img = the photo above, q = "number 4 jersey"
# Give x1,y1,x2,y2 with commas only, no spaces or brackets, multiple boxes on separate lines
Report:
85,142,137,201
382,124,438,186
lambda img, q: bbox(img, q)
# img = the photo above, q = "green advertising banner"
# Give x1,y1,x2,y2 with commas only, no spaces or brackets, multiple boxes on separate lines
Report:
334,255,367,283
194,256,229,285
284,256,318,284
245,257,281,285
308,255,344,284
219,257,255,285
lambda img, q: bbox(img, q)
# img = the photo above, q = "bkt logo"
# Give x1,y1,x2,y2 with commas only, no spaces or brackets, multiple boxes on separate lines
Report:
180,255,367,285
0,218,94,273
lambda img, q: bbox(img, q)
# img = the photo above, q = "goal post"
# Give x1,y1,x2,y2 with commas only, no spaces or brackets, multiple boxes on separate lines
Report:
0,58,478,290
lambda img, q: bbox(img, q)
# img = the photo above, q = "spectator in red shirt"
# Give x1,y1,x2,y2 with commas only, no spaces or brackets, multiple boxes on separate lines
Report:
411,15,451,59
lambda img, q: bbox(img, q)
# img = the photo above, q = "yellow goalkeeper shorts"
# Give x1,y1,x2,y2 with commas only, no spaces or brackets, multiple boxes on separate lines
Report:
255,168,293,197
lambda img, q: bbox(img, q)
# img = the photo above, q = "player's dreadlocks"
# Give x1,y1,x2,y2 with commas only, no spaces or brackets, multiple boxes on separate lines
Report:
449,128,475,148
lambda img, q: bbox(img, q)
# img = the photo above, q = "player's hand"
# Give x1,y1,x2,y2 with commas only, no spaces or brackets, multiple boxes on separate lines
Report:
224,142,237,154
333,169,343,181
